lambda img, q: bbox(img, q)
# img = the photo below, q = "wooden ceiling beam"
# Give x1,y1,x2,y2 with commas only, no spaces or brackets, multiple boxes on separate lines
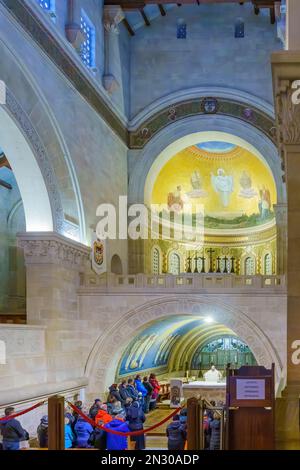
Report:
104,0,279,5
0,179,12,190
122,17,135,36
158,4,166,15
105,0,254,5
140,8,151,25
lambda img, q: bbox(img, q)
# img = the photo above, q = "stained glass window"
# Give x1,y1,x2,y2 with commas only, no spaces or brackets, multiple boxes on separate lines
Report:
264,253,272,275
169,252,180,275
37,0,51,10
177,19,187,39
152,248,160,275
235,18,245,38
245,256,255,275
80,12,95,68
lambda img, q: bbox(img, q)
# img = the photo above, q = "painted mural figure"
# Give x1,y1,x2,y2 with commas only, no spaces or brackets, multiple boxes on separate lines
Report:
168,186,185,212
239,171,258,199
258,186,271,220
211,169,234,208
186,171,208,198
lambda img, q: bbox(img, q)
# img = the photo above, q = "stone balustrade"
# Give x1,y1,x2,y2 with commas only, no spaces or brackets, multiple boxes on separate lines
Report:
79,273,286,293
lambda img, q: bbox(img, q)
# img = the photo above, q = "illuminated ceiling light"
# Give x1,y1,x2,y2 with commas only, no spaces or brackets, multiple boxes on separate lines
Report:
204,316,214,324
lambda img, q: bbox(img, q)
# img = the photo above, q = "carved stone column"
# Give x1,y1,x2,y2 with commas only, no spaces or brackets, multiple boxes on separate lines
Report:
18,232,90,383
103,5,124,95
18,232,90,324
274,203,287,275
272,52,300,445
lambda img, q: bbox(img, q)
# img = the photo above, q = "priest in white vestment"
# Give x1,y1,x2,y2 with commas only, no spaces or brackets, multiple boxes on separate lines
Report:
204,365,223,382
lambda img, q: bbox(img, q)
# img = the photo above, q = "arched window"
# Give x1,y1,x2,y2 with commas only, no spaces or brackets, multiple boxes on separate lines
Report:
37,0,52,10
152,248,160,275
245,256,255,275
264,253,272,275
169,252,180,275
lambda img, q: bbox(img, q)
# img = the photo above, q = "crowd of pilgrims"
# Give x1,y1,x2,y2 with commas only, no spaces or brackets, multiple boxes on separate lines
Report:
0,373,221,451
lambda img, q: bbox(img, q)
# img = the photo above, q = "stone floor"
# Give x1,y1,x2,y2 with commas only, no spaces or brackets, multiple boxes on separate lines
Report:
144,406,171,449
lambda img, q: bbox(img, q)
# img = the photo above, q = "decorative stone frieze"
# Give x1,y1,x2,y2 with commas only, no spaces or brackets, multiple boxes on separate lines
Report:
17,232,90,270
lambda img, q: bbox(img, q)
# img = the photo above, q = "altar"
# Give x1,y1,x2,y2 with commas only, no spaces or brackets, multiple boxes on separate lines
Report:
182,380,226,403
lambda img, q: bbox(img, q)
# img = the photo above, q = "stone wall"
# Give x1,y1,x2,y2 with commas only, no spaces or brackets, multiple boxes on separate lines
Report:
130,3,282,118
0,3,128,267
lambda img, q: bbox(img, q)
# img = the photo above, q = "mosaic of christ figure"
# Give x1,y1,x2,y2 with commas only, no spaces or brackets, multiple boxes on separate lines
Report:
211,169,234,208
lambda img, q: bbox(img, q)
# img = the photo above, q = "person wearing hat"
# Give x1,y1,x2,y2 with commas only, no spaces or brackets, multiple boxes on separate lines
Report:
104,414,130,451
89,399,102,420
74,407,94,448
126,400,146,450
37,415,48,448
166,415,187,451
111,400,126,420
0,407,27,451
94,404,112,451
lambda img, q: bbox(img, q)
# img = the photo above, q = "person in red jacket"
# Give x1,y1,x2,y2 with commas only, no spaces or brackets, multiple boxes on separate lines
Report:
149,373,161,411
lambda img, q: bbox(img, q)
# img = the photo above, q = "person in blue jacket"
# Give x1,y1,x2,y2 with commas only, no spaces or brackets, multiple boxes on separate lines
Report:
134,375,147,411
0,407,27,451
74,413,94,448
134,375,147,397
104,415,130,451
65,415,75,449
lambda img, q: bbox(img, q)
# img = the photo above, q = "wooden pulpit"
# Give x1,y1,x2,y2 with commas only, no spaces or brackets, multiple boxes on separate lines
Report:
226,364,275,450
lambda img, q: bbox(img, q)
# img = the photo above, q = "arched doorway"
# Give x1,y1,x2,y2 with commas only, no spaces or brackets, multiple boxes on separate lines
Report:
0,106,54,232
85,297,283,397
114,316,257,383
111,254,123,275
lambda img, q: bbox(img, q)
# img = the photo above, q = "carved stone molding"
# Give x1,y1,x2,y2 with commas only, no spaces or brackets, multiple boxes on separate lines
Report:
18,232,90,269
129,97,276,149
4,88,64,233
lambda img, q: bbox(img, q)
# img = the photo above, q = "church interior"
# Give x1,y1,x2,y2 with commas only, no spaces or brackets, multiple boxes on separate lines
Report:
0,0,300,453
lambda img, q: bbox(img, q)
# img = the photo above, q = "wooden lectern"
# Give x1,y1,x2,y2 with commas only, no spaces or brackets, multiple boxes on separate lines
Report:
226,364,275,450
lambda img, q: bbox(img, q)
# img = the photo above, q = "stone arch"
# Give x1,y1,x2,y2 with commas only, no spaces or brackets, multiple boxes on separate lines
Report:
128,115,284,207
0,35,85,241
85,296,284,396
0,91,59,232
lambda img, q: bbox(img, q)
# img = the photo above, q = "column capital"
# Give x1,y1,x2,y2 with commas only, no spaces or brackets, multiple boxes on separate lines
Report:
272,51,300,147
103,5,125,34
17,232,90,270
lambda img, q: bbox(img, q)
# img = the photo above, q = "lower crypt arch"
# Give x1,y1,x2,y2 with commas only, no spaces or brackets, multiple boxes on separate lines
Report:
85,296,284,397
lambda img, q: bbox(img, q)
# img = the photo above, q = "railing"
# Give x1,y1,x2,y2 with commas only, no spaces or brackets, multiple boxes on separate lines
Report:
79,273,286,293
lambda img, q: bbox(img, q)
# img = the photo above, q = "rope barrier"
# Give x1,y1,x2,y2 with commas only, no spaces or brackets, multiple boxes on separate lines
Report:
67,401,182,437
0,400,46,422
